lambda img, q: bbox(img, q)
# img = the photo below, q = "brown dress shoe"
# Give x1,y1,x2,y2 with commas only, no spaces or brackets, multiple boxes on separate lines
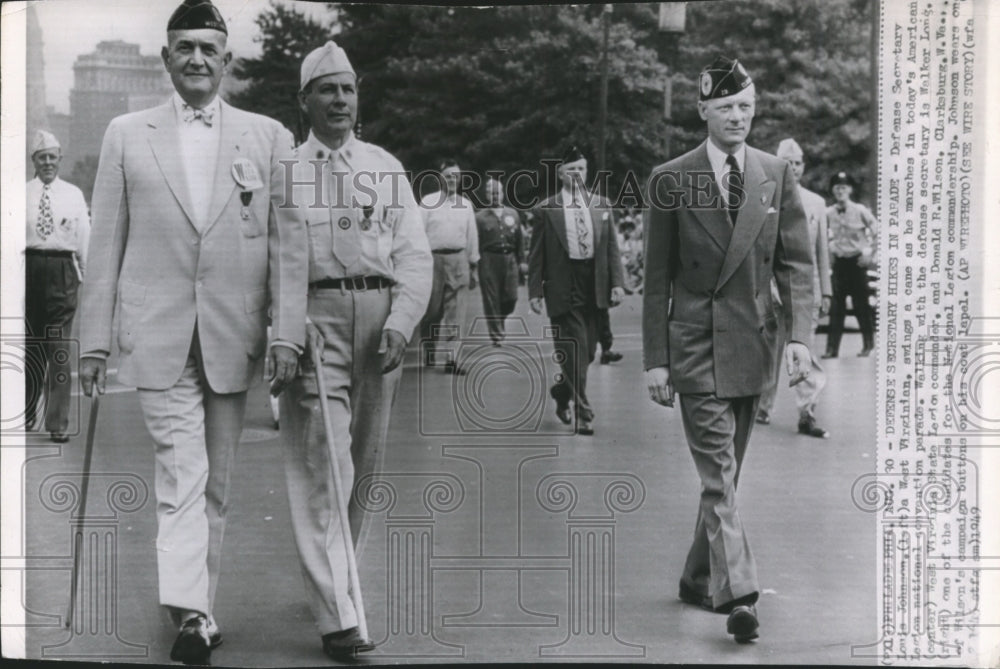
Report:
726,604,759,643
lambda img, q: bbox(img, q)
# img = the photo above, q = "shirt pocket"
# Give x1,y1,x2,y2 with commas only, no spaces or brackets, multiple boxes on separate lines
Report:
306,217,333,265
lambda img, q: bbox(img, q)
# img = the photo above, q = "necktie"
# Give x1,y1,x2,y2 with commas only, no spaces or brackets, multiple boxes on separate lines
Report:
725,154,743,225
182,103,214,126
573,197,590,258
328,151,362,268
37,184,54,240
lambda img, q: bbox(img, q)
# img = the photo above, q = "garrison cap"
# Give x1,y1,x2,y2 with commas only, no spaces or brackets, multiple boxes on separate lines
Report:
560,145,587,166
31,130,60,155
699,56,753,101
776,138,804,160
300,41,356,92
167,0,227,34
829,171,857,191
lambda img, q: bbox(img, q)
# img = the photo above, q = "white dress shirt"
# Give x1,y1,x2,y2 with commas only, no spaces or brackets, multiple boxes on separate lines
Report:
419,191,480,263
173,93,222,229
26,176,91,275
562,188,594,260
705,139,746,205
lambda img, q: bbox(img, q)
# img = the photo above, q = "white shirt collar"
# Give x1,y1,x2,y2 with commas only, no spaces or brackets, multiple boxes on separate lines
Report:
172,92,221,119
705,139,745,177
561,186,587,206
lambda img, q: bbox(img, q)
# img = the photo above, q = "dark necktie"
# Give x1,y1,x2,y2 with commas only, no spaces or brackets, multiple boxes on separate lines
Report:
725,154,742,225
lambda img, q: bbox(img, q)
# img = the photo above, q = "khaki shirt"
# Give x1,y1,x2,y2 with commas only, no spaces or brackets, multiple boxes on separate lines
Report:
290,131,432,341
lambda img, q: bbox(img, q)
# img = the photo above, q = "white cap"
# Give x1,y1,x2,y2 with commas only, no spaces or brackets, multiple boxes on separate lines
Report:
776,138,803,160
300,41,355,91
32,129,60,155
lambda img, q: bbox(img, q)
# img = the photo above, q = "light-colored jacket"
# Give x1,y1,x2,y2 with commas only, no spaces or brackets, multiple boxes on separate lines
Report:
79,100,308,392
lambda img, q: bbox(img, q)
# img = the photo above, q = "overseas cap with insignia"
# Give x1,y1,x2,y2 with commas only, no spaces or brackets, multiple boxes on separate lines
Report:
829,171,857,191
300,41,356,92
167,0,227,34
776,138,804,160
560,145,587,166
31,130,60,155
699,56,753,101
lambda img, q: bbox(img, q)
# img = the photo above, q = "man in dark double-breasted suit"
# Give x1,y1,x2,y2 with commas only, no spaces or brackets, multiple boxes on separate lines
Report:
642,57,815,643
529,146,624,436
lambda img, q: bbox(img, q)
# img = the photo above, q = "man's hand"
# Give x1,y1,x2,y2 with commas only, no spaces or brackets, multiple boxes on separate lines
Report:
610,286,624,307
785,342,812,387
820,295,832,317
519,263,529,275
305,322,325,365
80,357,107,397
529,297,544,314
645,365,674,407
380,328,407,374
268,346,299,397
468,268,478,290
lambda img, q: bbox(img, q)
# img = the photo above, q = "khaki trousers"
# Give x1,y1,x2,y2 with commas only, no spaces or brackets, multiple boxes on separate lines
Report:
420,251,469,345
136,332,247,620
759,306,827,416
678,393,761,609
279,287,400,635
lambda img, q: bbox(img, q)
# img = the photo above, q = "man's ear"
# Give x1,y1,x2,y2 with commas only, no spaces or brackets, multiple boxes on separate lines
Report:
223,51,233,68
297,89,309,116
697,101,708,121
161,45,171,70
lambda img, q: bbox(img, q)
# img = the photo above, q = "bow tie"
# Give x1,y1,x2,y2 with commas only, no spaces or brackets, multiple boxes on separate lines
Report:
182,104,214,126
835,204,847,214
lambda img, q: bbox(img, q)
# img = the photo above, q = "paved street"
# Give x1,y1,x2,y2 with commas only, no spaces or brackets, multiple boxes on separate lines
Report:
21,288,878,664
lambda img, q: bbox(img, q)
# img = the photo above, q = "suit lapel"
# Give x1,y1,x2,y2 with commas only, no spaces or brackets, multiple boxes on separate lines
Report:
588,195,603,253
147,102,198,228
687,142,732,252
203,102,245,234
716,147,775,289
549,193,570,254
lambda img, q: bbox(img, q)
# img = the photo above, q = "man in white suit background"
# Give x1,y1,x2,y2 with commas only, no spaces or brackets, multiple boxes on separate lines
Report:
77,0,307,664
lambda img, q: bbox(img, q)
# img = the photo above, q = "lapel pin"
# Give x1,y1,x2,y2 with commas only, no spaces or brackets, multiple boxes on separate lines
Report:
760,195,767,204
240,191,253,220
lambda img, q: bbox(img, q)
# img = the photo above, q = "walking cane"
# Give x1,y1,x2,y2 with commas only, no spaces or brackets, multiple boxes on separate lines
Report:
65,393,100,627
310,347,372,648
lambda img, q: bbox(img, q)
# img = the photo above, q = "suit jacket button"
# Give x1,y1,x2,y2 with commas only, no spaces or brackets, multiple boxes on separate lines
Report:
713,292,721,301
763,256,770,263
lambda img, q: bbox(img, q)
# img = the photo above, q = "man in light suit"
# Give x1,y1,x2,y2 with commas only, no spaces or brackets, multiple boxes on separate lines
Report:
529,146,624,436
643,57,814,643
78,1,307,663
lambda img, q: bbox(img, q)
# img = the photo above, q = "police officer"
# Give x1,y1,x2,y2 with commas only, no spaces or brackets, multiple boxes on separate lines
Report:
419,159,479,373
756,138,832,438
280,41,432,660
823,171,878,358
475,175,523,345
25,130,90,442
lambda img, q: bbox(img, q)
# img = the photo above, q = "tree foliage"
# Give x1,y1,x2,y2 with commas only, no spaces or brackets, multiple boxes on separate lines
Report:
230,1,873,205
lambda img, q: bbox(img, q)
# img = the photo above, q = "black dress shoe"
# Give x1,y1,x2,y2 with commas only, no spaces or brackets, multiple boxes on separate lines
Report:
170,615,212,665
576,419,594,436
755,410,770,425
678,580,715,612
50,432,70,443
821,350,838,359
322,627,375,660
798,415,830,439
726,604,759,643
555,404,572,425
600,350,623,364
858,346,874,357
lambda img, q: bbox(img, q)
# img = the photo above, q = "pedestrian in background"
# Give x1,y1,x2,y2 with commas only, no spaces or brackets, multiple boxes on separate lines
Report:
24,129,90,442
475,175,523,345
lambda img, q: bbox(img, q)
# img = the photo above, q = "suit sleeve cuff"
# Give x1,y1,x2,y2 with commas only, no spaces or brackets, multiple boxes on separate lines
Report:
270,340,303,355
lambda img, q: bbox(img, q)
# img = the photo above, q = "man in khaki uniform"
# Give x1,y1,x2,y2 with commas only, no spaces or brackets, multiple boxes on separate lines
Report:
756,138,832,438
279,41,432,659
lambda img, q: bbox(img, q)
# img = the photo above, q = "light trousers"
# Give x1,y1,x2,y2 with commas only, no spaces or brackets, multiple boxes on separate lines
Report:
279,287,401,635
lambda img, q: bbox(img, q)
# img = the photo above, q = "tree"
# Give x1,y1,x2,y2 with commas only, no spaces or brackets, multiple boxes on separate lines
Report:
229,1,339,141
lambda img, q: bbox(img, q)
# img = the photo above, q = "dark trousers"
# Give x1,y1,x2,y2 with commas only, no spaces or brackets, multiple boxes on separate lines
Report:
25,252,80,434
549,260,598,421
596,308,613,352
478,251,519,343
827,254,875,354
679,393,761,609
